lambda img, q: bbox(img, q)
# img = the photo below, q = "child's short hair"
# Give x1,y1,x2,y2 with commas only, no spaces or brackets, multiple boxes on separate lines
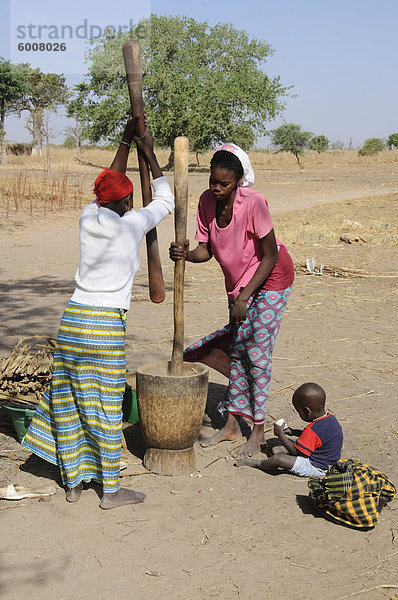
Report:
294,382,326,409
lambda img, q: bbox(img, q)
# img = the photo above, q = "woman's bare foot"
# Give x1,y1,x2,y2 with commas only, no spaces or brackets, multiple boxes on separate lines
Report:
200,413,242,447
231,424,265,458
65,482,83,503
99,487,146,510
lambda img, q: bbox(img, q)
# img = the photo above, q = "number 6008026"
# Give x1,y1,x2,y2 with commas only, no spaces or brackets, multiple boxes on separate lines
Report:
18,42,67,51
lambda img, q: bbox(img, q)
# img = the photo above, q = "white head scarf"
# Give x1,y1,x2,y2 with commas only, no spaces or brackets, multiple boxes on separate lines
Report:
215,142,255,188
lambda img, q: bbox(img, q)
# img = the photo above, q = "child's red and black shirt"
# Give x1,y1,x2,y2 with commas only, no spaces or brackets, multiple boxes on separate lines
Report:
294,413,343,470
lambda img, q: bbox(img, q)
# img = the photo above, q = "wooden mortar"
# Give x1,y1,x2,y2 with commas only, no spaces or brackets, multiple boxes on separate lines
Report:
136,136,209,475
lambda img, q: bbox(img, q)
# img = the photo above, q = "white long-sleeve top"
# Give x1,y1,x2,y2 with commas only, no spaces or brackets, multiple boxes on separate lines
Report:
71,175,174,310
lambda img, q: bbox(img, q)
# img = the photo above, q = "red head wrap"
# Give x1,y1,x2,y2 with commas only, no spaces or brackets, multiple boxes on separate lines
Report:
94,168,133,205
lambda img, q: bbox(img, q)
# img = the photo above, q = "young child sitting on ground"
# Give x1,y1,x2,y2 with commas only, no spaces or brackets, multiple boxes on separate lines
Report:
235,382,343,477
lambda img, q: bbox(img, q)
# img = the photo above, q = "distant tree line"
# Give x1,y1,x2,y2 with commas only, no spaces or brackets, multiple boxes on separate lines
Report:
358,134,398,155
270,123,398,166
1,15,397,167
0,58,69,164
1,8,290,168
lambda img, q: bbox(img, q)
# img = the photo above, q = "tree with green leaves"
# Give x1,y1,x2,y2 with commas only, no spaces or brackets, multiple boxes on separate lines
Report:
0,58,29,164
73,15,289,166
309,134,329,153
62,134,77,149
330,140,344,150
358,137,385,156
387,133,398,149
63,120,84,153
271,123,312,166
66,82,89,154
21,67,69,155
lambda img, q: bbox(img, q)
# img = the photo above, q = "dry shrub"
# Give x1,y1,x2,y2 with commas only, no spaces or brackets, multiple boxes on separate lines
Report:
274,193,398,248
0,169,91,215
6,142,32,156
0,145,186,216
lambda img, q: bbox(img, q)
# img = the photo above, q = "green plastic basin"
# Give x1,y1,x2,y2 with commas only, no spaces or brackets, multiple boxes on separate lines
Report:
122,385,139,425
4,403,37,442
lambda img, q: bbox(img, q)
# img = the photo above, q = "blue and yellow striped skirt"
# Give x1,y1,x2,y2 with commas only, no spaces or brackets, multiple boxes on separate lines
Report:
22,301,127,493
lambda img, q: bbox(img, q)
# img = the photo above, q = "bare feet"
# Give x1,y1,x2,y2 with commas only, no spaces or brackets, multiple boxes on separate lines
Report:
231,424,265,458
267,438,290,455
65,482,83,503
235,453,296,472
200,413,242,447
99,487,146,510
235,457,260,468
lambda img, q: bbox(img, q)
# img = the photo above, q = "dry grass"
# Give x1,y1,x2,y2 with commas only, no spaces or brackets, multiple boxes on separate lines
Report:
1,146,398,216
4,145,163,172
248,148,398,168
194,148,398,168
4,146,119,173
4,146,398,172
274,192,398,248
0,169,91,215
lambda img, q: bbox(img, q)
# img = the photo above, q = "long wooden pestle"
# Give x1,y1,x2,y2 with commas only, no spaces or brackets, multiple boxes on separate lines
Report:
170,136,189,375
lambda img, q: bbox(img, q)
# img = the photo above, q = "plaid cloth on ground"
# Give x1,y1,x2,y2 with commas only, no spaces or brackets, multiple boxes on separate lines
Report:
308,458,396,529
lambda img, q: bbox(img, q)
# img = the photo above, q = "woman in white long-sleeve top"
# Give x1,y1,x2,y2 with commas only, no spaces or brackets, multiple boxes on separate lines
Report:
23,115,174,510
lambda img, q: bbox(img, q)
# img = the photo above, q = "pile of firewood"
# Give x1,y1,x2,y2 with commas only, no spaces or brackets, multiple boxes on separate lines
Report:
295,261,369,278
0,336,56,405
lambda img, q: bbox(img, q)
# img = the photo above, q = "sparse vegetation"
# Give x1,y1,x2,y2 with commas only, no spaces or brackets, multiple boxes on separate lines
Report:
62,135,77,149
270,123,313,166
358,137,385,156
330,140,345,150
309,135,329,153
21,67,69,156
274,192,398,248
0,167,89,215
6,142,32,156
0,59,29,164
0,146,397,218
387,133,398,149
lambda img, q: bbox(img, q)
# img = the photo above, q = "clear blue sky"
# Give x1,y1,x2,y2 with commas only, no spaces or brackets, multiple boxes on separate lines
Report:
1,0,397,147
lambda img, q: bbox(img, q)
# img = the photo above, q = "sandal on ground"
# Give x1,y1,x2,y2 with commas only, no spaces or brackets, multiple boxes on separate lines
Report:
0,483,56,501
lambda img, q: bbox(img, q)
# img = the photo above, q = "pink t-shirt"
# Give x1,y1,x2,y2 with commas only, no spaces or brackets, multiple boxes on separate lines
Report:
195,187,294,301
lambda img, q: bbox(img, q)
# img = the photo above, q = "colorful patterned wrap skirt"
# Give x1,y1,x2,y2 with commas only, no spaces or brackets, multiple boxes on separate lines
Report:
22,301,127,493
184,287,292,425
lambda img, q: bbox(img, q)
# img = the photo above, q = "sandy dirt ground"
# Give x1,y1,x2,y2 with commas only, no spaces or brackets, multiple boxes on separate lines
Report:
0,162,397,600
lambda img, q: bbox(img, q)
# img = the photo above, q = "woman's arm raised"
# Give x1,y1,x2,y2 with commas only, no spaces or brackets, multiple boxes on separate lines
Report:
109,115,138,174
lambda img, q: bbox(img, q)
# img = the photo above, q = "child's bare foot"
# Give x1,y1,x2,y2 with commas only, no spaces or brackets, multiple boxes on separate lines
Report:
231,424,264,458
267,438,290,455
99,487,146,510
236,453,296,473
65,482,83,503
200,413,241,447
235,457,260,468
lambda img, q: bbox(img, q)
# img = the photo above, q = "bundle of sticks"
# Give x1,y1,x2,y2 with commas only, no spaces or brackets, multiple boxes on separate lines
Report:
0,336,56,405
295,262,370,278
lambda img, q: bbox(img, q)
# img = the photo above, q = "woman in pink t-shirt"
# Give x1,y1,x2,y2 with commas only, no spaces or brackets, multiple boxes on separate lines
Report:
170,143,294,458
